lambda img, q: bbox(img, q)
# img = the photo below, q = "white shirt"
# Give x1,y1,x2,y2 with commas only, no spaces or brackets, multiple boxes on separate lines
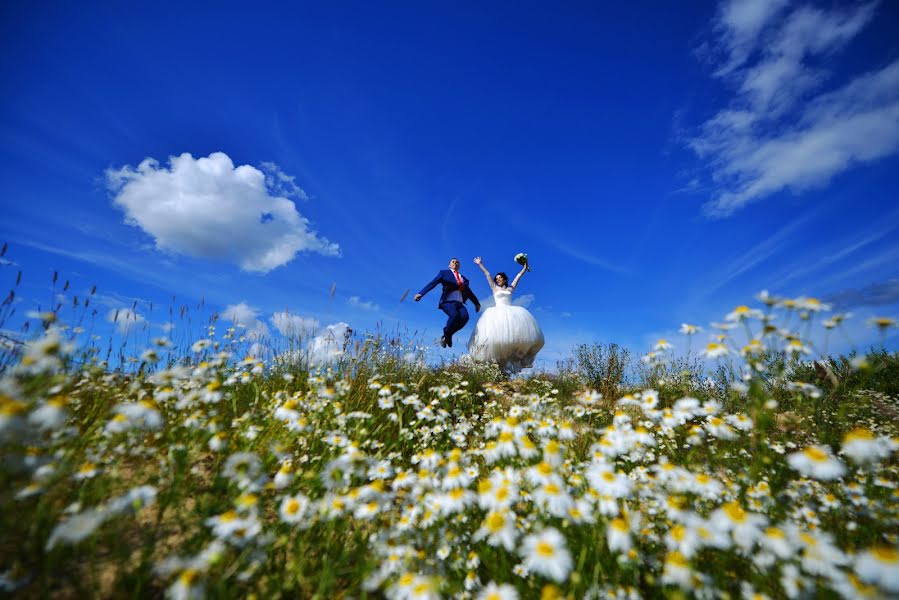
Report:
446,270,463,303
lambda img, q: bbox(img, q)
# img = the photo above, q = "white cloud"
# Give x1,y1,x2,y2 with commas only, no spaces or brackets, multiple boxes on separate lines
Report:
220,302,270,341
690,1,898,217
347,296,380,311
271,310,319,338
107,307,145,334
106,152,340,272
709,0,790,76
514,294,535,308
306,322,352,366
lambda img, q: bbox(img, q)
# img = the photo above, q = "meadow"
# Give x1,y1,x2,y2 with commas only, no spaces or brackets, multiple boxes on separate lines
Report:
1,278,898,598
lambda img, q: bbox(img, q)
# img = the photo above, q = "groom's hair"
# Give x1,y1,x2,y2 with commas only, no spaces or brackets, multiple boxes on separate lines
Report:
494,272,508,285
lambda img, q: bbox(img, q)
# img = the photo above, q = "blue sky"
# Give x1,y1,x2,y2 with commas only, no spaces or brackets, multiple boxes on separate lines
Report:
1,1,898,368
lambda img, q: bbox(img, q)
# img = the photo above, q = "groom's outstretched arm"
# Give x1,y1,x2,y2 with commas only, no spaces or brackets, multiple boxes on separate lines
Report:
414,272,442,301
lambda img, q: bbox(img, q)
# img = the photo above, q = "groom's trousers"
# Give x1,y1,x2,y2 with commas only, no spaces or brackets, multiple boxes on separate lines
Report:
440,301,469,342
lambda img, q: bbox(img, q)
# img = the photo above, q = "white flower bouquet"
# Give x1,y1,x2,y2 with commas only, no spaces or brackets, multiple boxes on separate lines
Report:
514,252,531,272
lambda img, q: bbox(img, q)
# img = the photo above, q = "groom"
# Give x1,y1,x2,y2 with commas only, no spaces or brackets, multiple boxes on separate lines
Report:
415,257,480,348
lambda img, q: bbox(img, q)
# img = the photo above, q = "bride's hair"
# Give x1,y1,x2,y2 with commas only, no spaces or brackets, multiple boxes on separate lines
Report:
494,272,509,287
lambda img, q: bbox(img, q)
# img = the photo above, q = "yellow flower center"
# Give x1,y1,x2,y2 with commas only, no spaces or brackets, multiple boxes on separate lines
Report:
871,546,898,563
487,512,506,532
723,501,746,523
844,428,875,442
179,569,200,586
803,446,828,462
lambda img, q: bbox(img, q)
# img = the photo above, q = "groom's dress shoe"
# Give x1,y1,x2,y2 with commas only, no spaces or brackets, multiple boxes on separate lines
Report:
446,337,453,348
440,336,447,348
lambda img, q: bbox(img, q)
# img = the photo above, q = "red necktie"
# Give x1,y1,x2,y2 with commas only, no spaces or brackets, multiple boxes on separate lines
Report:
453,271,464,289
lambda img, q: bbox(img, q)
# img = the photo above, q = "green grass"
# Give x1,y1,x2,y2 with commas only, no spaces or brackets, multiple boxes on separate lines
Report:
1,305,898,598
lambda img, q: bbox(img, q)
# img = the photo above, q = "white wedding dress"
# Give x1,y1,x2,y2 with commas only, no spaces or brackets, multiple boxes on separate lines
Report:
467,287,544,371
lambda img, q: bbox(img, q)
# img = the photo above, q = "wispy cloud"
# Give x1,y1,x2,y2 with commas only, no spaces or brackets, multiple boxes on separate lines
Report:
771,212,899,289
106,152,340,273
814,243,899,290
546,238,630,275
825,278,899,310
698,209,817,298
689,1,898,217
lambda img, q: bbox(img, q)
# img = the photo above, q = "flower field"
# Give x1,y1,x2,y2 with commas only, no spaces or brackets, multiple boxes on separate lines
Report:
1,299,898,598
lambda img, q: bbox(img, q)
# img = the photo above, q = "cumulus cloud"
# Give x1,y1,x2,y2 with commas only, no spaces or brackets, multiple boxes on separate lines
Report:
106,152,339,272
220,302,270,341
271,310,319,339
347,296,380,311
514,294,535,308
107,307,145,334
306,322,352,366
689,1,898,217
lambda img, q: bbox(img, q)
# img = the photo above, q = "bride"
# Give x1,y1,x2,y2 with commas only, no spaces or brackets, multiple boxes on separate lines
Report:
467,256,544,372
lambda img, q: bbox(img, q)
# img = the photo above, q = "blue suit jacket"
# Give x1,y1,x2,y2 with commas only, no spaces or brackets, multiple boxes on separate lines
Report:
418,269,480,310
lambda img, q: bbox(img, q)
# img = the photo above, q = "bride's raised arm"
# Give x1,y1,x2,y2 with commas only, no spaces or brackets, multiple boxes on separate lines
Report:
473,257,495,291
509,263,528,291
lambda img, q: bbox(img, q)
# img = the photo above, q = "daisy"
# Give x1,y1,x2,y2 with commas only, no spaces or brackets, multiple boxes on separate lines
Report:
784,339,811,355
792,528,847,576
841,428,891,464
542,439,564,466
168,569,204,600
27,396,68,431
704,417,736,440
787,445,847,480
855,546,899,593
45,509,106,549
710,501,767,551
533,479,574,518
654,339,672,351
476,582,519,600
273,462,294,489
516,435,539,459
279,494,309,524
585,463,633,499
607,517,632,553
679,323,701,335
578,390,602,405
726,305,762,322
442,462,472,489
661,551,693,588
702,342,729,359
796,297,829,312
473,509,518,551
519,528,572,583
526,461,557,487
758,526,794,560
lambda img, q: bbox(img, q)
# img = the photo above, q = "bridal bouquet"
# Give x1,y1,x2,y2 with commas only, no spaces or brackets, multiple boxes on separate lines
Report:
514,252,531,272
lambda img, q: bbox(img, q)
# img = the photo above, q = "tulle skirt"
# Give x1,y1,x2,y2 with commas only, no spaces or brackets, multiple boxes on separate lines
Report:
467,305,544,371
